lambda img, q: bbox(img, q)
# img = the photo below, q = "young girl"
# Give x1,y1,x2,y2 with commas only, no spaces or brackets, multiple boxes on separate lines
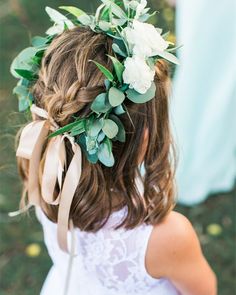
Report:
11,2,217,295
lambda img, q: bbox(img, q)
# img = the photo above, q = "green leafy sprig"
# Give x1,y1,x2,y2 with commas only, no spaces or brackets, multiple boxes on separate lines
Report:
11,0,179,167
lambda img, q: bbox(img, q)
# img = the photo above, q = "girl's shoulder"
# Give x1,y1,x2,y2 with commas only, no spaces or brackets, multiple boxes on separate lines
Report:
146,211,200,278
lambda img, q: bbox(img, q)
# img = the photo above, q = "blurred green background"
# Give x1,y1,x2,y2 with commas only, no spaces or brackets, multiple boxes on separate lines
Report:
0,0,235,294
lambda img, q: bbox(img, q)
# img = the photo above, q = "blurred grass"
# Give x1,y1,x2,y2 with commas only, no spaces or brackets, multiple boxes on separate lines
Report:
0,0,235,294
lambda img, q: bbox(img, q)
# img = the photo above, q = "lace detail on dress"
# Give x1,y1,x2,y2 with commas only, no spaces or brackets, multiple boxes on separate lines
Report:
78,206,158,293
36,206,180,295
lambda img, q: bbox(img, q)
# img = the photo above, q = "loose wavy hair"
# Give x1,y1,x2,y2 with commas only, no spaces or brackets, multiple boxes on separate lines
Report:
17,26,176,232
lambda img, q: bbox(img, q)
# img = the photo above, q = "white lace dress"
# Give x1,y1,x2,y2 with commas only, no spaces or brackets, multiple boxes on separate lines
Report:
36,206,180,295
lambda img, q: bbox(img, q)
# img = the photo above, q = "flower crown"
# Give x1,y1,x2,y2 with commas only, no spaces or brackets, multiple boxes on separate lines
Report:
11,0,179,167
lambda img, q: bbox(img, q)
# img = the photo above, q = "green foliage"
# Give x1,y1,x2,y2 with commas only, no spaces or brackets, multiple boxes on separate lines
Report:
107,55,125,83
87,118,104,137
59,6,86,17
77,14,94,26
91,93,112,113
98,20,111,31
126,82,156,103
154,50,180,65
109,114,126,142
114,104,126,115
9,0,179,167
101,0,127,19
31,36,49,48
10,47,38,78
13,84,32,112
90,60,114,82
102,119,119,139
112,43,127,57
14,69,37,81
98,137,114,167
108,87,125,107
49,119,85,138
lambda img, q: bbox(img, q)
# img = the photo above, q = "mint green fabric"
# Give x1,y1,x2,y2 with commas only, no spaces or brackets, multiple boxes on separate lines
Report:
171,0,236,205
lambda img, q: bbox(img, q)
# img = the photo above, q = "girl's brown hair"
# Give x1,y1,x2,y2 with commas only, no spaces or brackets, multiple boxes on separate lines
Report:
17,26,176,231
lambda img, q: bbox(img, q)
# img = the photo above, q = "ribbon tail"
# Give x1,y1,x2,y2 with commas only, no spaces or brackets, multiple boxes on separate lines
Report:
41,136,65,205
16,120,50,206
63,220,76,295
28,121,50,206
57,145,82,253
8,203,33,217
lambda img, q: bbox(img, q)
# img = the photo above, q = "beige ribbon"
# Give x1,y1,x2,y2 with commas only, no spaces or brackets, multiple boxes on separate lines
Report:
16,104,82,253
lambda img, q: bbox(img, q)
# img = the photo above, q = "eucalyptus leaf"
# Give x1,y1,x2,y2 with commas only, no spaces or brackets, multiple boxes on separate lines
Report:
112,18,127,26
109,114,126,142
90,60,114,82
143,8,151,14
95,3,106,21
59,6,86,17
126,82,156,103
18,97,31,112
31,56,42,66
35,49,46,58
120,83,129,92
101,0,127,19
87,152,99,163
88,118,104,137
10,47,38,78
13,84,32,111
86,136,98,151
102,119,119,139
112,43,126,57
114,104,126,115
78,133,98,164
106,32,123,40
113,39,128,56
91,93,111,113
13,84,28,97
129,0,139,10
107,55,124,83
45,6,75,33
20,78,30,88
139,10,156,22
14,69,37,81
88,147,98,155
154,50,180,65
108,87,125,107
97,131,106,143
31,36,48,48
167,44,183,53
100,6,110,21
104,79,110,90
98,20,111,31
77,14,93,26
98,138,114,167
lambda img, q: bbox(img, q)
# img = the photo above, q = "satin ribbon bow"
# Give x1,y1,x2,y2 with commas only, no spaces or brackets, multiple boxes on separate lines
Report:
16,104,82,253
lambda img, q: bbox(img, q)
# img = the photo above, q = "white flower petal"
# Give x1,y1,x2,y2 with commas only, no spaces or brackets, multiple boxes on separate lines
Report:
123,56,155,94
122,20,169,58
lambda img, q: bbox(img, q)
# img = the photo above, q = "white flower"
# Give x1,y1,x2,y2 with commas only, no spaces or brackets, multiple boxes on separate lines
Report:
45,6,75,36
122,20,168,58
123,56,155,94
135,0,147,19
